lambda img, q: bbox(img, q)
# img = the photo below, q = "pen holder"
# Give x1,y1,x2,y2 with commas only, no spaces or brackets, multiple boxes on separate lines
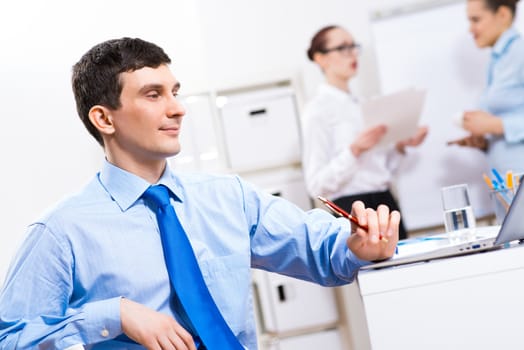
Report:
490,188,514,225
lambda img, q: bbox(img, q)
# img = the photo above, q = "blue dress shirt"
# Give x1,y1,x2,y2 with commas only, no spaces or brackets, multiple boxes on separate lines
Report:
0,161,366,349
479,27,524,173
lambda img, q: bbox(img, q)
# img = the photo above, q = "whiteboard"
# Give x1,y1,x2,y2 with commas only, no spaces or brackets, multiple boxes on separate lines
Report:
371,1,524,230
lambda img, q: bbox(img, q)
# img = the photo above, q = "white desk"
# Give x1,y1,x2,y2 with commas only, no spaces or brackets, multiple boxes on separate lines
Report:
357,244,524,350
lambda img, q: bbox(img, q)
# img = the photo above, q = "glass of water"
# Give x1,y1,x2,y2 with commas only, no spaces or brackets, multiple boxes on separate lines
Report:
441,184,476,237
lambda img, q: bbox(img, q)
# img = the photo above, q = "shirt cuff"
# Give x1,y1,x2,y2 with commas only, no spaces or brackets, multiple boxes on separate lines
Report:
331,221,371,282
80,296,123,345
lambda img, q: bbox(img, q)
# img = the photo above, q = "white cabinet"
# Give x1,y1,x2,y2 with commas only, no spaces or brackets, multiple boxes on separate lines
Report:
217,86,301,172
219,84,346,349
168,93,225,173
253,270,339,334
241,166,312,211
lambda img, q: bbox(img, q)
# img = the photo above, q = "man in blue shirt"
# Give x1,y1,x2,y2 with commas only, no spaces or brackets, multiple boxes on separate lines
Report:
0,38,400,349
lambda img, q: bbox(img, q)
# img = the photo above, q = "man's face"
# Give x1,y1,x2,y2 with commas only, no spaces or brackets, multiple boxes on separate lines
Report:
107,64,186,165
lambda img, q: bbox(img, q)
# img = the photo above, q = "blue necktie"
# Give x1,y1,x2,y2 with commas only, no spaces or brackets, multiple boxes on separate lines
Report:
142,185,244,350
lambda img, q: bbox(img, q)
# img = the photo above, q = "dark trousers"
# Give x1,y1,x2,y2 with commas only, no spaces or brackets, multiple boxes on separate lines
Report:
333,189,408,240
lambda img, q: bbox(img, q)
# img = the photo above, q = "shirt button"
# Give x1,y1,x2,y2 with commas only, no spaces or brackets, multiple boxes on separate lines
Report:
101,329,109,337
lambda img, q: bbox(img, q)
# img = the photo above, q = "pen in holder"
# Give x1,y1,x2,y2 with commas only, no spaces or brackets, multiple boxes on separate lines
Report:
490,187,514,225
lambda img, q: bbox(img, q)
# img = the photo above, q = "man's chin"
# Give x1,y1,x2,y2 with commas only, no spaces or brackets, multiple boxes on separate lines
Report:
166,147,181,158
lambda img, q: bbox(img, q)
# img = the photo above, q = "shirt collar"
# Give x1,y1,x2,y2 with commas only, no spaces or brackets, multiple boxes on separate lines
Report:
492,26,520,57
319,82,357,102
98,159,185,211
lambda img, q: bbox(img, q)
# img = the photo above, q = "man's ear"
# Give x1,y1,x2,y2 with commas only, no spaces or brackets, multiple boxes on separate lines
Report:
88,105,115,136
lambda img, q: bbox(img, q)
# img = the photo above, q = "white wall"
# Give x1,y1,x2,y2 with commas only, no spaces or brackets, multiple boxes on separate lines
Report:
0,0,481,282
194,0,378,98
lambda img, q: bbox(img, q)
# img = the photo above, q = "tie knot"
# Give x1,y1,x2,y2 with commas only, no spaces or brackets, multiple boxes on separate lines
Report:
142,185,171,208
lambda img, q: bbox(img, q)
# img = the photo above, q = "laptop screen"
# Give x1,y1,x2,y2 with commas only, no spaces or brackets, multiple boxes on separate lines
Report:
494,180,524,245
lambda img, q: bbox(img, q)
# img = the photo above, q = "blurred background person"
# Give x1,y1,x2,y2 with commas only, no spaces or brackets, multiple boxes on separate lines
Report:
302,25,428,239
449,0,524,173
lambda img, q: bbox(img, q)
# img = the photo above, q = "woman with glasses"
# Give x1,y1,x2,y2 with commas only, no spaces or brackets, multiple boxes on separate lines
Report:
449,0,524,174
301,25,428,239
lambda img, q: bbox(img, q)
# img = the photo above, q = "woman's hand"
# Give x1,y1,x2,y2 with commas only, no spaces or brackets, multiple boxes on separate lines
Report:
462,110,503,136
350,125,387,157
396,126,429,154
447,134,488,151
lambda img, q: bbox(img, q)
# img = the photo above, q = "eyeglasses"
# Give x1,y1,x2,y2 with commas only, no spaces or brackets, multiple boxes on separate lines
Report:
322,43,361,56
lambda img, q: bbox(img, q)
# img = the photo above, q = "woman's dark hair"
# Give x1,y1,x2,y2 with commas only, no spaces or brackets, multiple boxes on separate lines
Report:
481,0,519,16
71,37,171,146
306,25,339,61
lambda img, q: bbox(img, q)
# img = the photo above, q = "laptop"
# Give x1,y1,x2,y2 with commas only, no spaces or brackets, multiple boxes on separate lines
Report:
361,181,524,270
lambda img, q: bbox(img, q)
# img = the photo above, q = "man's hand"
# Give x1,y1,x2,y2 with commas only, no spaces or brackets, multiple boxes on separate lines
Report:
121,298,197,350
346,201,400,261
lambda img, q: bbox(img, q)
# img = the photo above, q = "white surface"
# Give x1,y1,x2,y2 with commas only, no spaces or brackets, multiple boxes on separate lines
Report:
358,244,524,349
218,86,301,172
240,166,312,211
337,283,372,350
252,268,338,334
371,1,492,229
168,94,225,173
361,87,425,148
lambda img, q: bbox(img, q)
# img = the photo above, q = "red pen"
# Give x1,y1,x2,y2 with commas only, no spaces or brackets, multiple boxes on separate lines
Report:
317,196,388,242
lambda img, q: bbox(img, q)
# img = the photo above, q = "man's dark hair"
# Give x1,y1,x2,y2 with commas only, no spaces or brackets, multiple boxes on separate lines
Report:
72,38,171,146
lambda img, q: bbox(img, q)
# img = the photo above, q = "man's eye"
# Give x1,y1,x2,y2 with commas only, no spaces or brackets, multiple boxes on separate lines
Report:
147,92,160,99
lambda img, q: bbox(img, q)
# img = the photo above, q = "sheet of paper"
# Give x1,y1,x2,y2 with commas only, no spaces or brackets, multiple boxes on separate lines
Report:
361,87,426,148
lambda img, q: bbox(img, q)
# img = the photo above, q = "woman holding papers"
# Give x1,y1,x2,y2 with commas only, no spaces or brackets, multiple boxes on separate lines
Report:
450,0,524,173
302,25,428,239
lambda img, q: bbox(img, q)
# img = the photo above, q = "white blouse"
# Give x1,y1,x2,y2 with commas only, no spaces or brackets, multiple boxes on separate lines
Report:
301,83,404,200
